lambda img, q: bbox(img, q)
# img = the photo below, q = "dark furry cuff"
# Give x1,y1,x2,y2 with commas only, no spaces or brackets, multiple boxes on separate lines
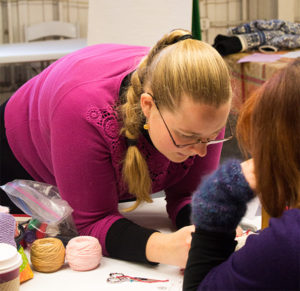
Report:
191,159,254,232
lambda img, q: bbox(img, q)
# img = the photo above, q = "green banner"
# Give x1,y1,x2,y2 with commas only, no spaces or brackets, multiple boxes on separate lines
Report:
192,0,201,40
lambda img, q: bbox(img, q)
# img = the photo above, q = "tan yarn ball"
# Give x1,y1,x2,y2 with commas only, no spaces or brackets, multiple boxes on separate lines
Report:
30,238,65,273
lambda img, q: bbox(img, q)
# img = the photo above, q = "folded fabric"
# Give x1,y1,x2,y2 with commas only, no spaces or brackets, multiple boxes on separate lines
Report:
191,159,254,232
0,212,17,247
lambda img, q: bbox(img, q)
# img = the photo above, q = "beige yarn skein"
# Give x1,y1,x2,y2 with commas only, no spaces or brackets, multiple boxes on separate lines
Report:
30,238,65,273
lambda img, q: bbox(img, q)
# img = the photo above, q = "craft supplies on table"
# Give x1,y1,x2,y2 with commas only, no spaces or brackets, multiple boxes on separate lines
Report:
18,245,33,283
20,197,185,291
107,272,169,284
19,197,261,291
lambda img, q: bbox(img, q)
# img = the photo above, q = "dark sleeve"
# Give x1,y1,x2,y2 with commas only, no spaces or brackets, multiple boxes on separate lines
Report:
106,218,159,265
183,228,237,291
184,212,300,290
175,203,191,229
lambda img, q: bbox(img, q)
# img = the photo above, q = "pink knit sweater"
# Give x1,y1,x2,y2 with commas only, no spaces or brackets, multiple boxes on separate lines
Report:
5,43,223,255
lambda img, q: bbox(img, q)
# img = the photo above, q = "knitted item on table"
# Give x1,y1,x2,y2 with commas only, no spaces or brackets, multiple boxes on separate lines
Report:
233,30,300,51
214,19,300,56
228,19,300,35
213,31,284,56
0,212,16,247
236,30,284,50
191,159,254,232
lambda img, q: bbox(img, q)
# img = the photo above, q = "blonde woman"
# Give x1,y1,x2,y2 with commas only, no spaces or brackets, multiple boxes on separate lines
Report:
1,30,232,266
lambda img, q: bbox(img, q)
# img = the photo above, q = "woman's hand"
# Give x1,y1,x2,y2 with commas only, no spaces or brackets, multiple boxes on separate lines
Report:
146,225,195,268
241,159,256,190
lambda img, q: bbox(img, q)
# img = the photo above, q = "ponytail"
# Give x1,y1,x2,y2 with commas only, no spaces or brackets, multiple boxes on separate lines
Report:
120,29,192,212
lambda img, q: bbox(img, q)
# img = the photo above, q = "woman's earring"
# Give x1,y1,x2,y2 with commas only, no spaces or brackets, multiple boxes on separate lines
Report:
143,123,149,130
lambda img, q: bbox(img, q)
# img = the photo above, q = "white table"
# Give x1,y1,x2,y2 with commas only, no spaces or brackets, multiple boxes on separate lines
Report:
20,197,261,291
0,38,87,64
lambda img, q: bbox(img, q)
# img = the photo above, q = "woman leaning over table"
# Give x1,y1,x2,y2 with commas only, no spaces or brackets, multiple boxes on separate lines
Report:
0,29,233,267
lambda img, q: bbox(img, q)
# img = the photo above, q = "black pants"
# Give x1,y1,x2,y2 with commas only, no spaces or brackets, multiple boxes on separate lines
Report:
0,99,32,213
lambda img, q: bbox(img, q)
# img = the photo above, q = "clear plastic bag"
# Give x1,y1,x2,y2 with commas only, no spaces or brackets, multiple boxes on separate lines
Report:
1,180,72,223
0,180,78,244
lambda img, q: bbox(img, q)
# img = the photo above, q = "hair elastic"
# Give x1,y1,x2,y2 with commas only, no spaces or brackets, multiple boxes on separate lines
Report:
176,34,193,42
126,137,137,147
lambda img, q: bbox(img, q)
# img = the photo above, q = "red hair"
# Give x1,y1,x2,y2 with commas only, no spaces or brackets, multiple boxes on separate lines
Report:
237,58,300,217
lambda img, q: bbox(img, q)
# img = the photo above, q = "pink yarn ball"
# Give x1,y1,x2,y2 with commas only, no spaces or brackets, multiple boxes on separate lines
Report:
66,236,102,271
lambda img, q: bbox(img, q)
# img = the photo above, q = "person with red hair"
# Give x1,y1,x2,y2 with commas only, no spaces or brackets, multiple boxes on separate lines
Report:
183,58,300,290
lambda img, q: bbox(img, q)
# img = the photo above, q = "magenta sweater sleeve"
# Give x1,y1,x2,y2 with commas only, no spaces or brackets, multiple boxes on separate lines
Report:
165,128,225,227
50,92,127,256
50,93,159,262
5,43,158,263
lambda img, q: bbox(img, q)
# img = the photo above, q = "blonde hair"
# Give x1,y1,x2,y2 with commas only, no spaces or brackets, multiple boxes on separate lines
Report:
120,29,232,211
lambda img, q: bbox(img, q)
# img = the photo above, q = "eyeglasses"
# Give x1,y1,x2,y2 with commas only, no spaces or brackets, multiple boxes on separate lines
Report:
147,93,233,149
